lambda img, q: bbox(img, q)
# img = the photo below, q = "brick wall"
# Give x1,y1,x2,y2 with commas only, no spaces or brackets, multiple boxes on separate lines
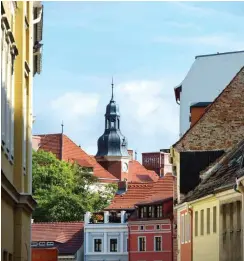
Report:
175,67,244,152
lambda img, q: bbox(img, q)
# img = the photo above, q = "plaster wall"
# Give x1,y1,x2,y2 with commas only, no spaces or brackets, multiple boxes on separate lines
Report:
179,52,244,136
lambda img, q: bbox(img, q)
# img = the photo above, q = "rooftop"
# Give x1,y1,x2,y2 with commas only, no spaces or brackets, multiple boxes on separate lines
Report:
33,134,119,182
31,221,84,255
106,174,175,210
195,50,244,59
183,139,244,203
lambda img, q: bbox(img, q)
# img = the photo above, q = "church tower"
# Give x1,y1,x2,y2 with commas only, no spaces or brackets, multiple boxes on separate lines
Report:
95,79,130,181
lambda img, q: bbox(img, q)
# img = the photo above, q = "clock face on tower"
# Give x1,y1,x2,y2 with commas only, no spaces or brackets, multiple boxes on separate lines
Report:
122,162,128,172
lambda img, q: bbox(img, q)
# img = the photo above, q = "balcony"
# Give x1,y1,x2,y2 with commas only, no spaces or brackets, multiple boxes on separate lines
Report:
85,210,129,225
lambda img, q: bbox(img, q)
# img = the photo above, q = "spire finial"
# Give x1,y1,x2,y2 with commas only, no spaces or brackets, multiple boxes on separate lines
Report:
61,121,64,134
111,77,114,101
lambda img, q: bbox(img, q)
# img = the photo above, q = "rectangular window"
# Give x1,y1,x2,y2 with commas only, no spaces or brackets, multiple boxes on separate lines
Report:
185,213,188,242
110,238,117,252
94,239,102,252
23,86,27,173
9,253,13,261
138,237,146,251
3,251,7,261
156,205,162,218
181,214,185,244
213,206,217,233
143,206,147,218
148,206,152,217
195,211,198,237
139,207,144,218
207,208,210,234
1,28,7,145
155,236,162,251
200,210,204,235
151,206,155,217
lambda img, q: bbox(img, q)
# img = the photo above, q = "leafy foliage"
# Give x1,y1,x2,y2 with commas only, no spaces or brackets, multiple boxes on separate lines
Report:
32,150,117,222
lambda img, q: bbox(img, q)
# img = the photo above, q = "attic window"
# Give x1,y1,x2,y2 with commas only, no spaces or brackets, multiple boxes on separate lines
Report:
47,242,54,246
39,242,45,246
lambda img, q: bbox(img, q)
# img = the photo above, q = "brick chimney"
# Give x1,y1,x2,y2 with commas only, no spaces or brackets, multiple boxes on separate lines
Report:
190,102,211,127
118,179,128,191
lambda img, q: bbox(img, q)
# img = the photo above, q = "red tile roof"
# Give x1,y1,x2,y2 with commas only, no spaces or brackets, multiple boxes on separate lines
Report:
128,160,159,182
106,174,175,210
33,134,119,182
31,222,84,255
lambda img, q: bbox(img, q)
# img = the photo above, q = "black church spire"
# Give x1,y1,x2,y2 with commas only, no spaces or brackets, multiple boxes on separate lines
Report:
96,80,129,157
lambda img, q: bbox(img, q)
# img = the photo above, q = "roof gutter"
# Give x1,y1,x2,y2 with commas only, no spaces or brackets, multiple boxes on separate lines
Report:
175,194,214,210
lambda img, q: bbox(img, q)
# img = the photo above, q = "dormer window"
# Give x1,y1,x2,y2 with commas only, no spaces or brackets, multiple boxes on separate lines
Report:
39,242,45,246
47,242,54,246
31,242,38,247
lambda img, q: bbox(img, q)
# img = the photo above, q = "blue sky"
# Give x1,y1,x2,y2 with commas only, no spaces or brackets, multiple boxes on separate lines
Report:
33,1,244,159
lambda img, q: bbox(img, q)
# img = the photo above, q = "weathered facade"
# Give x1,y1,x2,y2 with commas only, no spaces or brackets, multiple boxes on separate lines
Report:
142,149,170,176
1,2,43,261
176,139,244,261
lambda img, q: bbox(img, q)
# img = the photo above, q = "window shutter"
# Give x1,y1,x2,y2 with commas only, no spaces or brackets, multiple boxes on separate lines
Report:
10,63,14,159
5,46,11,152
1,30,6,145
23,87,27,172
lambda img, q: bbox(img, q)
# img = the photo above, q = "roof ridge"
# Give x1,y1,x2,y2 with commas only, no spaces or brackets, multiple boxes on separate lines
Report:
173,66,244,149
195,50,244,59
33,221,84,224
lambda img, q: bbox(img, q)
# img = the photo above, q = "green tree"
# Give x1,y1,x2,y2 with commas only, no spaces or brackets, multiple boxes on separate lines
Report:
32,150,117,222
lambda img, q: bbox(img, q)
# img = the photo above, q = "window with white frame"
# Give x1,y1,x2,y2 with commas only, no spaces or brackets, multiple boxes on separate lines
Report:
1,20,15,161
154,236,162,251
180,214,185,244
138,237,146,251
110,238,118,252
126,237,128,252
94,238,102,252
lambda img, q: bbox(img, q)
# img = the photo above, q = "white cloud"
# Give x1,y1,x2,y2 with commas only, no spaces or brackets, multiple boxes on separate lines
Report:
50,92,100,134
116,80,179,140
51,92,99,117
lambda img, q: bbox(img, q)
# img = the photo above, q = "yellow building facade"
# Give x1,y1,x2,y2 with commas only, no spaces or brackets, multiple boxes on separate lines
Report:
1,1,43,261
191,196,219,261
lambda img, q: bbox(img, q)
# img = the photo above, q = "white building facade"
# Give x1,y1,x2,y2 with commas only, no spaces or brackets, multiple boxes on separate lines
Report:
84,211,128,261
175,51,244,136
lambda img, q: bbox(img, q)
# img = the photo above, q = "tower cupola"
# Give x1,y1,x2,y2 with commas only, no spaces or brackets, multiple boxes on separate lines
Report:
96,79,129,158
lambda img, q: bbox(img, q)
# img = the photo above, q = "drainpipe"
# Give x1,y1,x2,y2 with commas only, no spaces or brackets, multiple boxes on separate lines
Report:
235,177,244,261
33,6,43,25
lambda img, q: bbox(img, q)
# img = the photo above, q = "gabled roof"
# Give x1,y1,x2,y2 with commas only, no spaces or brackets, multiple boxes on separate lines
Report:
183,139,244,203
31,222,84,255
106,174,175,210
33,134,119,182
128,160,159,182
173,67,244,152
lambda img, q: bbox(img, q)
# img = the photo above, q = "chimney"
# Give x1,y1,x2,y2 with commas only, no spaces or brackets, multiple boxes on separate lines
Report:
118,179,128,192
163,153,173,175
127,149,133,161
190,102,211,127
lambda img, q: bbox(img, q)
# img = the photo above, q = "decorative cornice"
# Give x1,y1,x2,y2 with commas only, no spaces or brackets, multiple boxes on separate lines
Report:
1,171,37,213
